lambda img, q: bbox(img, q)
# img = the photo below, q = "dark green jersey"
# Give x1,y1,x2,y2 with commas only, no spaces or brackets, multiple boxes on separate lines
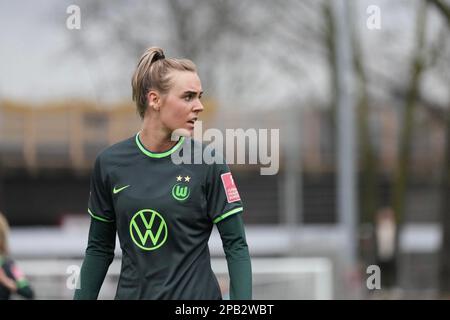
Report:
87,132,244,299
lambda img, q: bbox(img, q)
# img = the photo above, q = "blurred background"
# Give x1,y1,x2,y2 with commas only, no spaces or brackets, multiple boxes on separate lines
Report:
0,0,449,299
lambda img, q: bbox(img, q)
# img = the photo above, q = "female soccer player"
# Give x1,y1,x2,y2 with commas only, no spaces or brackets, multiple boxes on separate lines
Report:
0,212,34,300
74,47,252,300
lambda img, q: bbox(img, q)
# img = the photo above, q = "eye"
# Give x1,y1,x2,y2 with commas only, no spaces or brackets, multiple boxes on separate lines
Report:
184,94,193,102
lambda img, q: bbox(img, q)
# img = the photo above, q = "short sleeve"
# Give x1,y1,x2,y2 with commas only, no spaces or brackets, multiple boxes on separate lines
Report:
88,155,115,223
206,162,244,224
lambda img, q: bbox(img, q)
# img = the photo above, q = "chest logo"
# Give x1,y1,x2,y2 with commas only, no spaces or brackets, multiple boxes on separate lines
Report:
129,209,168,251
113,185,130,194
172,175,191,201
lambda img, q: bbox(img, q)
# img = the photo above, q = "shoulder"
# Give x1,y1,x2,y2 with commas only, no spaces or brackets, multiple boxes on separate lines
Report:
95,135,137,167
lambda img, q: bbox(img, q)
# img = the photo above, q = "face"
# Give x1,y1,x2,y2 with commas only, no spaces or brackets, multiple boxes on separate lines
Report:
149,71,204,136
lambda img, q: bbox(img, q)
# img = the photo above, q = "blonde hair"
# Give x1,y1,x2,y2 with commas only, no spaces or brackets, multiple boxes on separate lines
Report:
131,46,197,118
0,212,10,255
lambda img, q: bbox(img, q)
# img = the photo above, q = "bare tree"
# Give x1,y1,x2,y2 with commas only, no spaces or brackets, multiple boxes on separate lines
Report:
427,0,450,298
389,0,429,289
61,0,267,108
350,2,378,235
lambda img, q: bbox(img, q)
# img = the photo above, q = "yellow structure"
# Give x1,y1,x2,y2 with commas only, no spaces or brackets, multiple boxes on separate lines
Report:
0,100,141,171
0,98,218,172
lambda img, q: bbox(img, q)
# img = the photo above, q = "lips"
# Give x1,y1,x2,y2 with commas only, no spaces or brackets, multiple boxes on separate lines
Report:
187,117,197,124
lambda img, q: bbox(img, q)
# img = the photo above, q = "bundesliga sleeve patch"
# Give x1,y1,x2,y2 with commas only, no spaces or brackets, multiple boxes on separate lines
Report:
220,172,241,203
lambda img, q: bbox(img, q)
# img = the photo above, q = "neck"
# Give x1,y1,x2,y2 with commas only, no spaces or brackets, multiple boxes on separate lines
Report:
140,116,177,153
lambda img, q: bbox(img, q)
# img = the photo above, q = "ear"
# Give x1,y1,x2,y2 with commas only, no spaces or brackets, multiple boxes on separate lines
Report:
147,90,160,111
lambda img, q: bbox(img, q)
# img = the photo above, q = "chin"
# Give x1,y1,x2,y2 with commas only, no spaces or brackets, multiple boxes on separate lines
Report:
171,127,192,138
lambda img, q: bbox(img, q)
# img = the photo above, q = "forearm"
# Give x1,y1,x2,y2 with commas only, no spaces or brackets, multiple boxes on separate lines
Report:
74,253,113,300
74,217,116,300
16,279,34,299
0,273,17,292
216,213,252,300
226,248,252,300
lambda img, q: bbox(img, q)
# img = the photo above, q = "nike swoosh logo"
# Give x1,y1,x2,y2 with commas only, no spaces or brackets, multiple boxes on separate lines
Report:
113,185,130,194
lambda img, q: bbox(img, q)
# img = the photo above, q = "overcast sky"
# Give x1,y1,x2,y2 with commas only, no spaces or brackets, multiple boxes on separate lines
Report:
0,0,448,108
0,0,100,102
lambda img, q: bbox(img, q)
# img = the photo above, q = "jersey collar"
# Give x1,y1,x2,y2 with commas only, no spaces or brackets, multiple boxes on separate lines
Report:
135,132,185,159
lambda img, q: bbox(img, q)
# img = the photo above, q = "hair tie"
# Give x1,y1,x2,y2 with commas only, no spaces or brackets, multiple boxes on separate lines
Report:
154,51,165,62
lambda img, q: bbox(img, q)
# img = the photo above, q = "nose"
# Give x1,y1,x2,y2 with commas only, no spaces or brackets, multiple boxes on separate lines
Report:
193,99,204,113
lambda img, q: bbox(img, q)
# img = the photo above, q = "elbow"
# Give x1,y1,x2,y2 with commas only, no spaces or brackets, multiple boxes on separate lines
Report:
85,248,115,263
86,241,115,261
224,238,251,262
